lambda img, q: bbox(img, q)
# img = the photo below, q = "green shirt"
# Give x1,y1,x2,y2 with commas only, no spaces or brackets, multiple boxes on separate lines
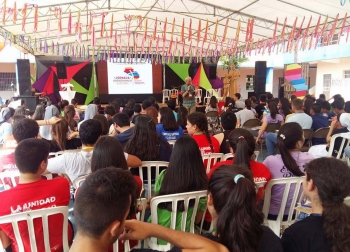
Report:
181,84,196,108
150,170,207,245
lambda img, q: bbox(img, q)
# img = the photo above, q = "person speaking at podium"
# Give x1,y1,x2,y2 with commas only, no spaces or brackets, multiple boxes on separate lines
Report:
181,76,198,115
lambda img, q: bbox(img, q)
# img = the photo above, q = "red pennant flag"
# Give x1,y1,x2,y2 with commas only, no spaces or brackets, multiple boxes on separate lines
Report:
181,18,185,42
188,19,192,41
197,20,201,41
163,18,167,42
153,17,157,40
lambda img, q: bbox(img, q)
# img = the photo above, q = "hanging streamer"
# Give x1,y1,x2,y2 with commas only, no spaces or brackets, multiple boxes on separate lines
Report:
144,17,148,40
222,19,229,42
2,0,6,25
33,5,38,32
197,20,201,41
213,19,218,42
110,14,113,38
181,18,185,42
68,10,72,34
203,19,208,42
13,1,17,24
163,18,167,41
75,10,80,34
153,17,157,40
338,13,347,44
188,18,192,41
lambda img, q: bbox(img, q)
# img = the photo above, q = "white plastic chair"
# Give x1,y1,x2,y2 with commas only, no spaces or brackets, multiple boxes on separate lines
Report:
167,140,176,147
202,153,224,174
0,206,69,252
195,89,202,104
327,132,350,161
345,196,350,206
73,174,89,190
49,149,81,158
214,88,222,100
204,89,215,104
221,151,260,162
147,190,207,251
135,161,169,199
162,89,170,103
261,176,305,236
0,170,20,190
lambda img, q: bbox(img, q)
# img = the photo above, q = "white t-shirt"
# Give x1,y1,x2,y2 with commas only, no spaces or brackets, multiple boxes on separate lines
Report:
235,100,245,109
47,150,129,182
286,112,312,129
236,109,255,127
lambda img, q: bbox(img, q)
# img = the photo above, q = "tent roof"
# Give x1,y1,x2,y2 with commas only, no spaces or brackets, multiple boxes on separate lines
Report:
1,0,349,55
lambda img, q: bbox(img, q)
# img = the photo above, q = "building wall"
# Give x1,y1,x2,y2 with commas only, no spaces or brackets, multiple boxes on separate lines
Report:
315,58,350,101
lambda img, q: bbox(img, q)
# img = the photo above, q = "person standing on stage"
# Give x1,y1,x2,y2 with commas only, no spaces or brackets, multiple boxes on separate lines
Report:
181,76,198,114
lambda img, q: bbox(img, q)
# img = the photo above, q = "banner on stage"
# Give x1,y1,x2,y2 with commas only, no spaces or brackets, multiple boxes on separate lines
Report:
107,61,153,94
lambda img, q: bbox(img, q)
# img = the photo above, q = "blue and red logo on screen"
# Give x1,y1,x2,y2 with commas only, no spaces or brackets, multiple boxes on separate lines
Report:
124,67,140,79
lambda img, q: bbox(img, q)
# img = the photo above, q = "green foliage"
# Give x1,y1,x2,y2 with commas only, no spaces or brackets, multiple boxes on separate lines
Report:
220,55,249,70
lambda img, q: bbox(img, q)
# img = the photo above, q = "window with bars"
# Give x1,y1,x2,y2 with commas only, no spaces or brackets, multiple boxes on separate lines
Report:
344,70,350,79
323,74,331,91
0,72,17,91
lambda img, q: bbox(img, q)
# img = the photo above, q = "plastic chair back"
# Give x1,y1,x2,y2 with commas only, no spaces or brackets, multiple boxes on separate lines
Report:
73,174,89,189
162,89,170,103
265,123,281,133
137,161,169,198
262,176,304,236
0,206,69,252
0,170,20,190
312,127,329,139
300,129,314,152
195,89,202,103
222,151,259,162
345,196,350,206
148,190,207,251
202,153,224,174
242,118,260,128
327,132,350,160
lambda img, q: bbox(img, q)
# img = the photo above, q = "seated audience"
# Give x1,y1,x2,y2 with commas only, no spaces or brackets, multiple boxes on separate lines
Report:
40,104,60,140
104,105,116,128
64,105,78,132
282,158,350,252
70,168,228,252
32,104,45,120
2,115,25,149
71,98,82,119
145,106,159,125
320,100,336,120
148,96,156,104
0,107,15,144
209,129,271,200
167,99,177,121
201,165,283,252
205,96,219,124
255,101,284,142
141,99,152,114
250,96,257,108
125,99,136,110
93,97,104,114
177,105,188,131
216,111,236,154
156,107,184,141
132,104,142,123
255,94,267,119
93,114,109,136
186,112,220,155
303,97,314,116
47,119,141,183
310,103,329,145
0,139,72,252
112,113,134,148
278,97,292,119
151,103,160,112
235,99,255,127
77,104,98,130
151,136,208,244
122,108,135,127
262,122,314,220
233,93,245,109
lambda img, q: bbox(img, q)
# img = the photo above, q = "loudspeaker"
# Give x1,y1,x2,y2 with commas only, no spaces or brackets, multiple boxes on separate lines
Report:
14,96,39,112
254,61,267,93
247,92,256,98
209,66,217,79
56,63,67,79
17,59,32,96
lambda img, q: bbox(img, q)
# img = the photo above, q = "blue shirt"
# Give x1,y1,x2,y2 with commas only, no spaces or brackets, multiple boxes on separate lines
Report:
311,114,329,145
156,124,184,141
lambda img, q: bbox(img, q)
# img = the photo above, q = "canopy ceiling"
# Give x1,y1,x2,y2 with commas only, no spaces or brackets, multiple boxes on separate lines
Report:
1,0,349,56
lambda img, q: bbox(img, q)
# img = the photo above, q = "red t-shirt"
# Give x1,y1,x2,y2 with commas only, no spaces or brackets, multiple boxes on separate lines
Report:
208,159,272,200
0,151,17,172
192,134,220,155
0,178,72,252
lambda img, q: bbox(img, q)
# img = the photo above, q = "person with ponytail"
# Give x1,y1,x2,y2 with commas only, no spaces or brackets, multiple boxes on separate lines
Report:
262,122,314,220
186,112,220,155
282,157,350,252
209,128,271,200
207,165,283,252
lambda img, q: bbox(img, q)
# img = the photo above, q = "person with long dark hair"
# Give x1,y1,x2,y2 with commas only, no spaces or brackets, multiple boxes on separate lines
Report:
222,97,235,113
64,105,78,132
48,119,82,152
145,106,159,125
255,101,284,143
177,105,188,131
217,111,237,154
93,114,109,136
263,122,314,220
156,107,184,141
278,97,292,119
207,165,283,252
205,96,218,125
303,97,314,116
282,158,350,252
186,112,220,155
210,128,271,200
151,136,208,244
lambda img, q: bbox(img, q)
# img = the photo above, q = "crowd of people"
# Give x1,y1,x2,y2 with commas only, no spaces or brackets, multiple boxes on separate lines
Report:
0,86,350,252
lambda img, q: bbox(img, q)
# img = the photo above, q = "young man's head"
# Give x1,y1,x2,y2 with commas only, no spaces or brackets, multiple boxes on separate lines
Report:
79,119,102,146
233,93,241,101
290,95,297,102
15,138,49,174
220,111,237,131
291,98,303,112
113,113,130,131
319,94,326,101
259,94,267,103
122,109,133,121
310,103,322,115
266,92,273,100
12,118,39,143
74,167,137,244
331,100,344,115
142,100,151,111
320,101,331,113
104,105,116,120
61,100,69,110
93,97,101,105
148,96,156,104
133,104,141,114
